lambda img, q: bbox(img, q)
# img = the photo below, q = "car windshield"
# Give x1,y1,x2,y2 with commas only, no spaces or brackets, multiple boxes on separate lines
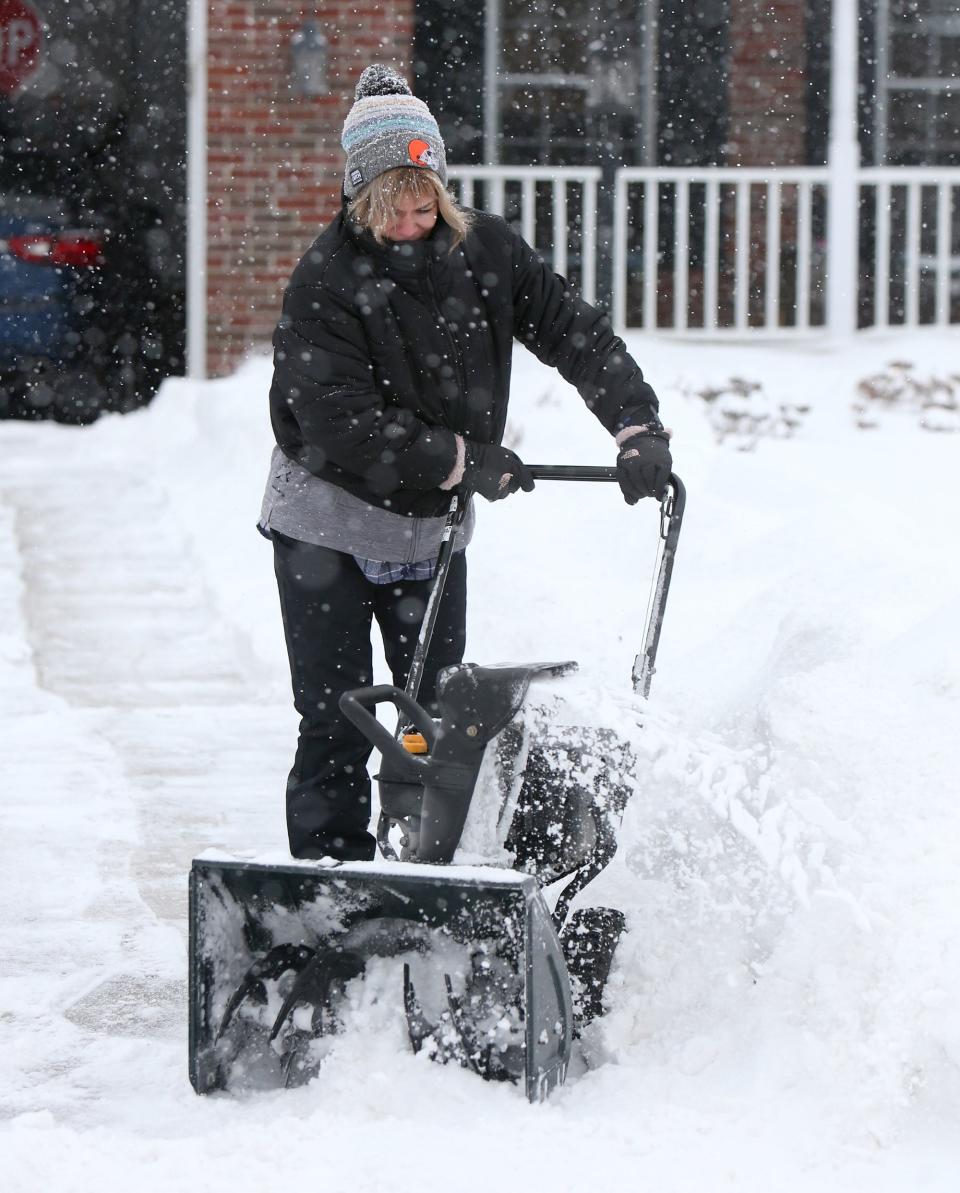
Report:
0,142,109,222
0,191,67,220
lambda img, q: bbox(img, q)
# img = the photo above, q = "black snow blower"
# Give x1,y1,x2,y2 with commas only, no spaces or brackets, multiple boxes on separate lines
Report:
190,466,685,1102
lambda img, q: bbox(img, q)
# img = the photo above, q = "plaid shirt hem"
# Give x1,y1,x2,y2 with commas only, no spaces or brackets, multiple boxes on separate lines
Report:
353,556,438,584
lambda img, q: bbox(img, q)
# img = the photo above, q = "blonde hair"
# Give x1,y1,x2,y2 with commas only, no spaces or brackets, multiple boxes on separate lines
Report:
348,168,473,247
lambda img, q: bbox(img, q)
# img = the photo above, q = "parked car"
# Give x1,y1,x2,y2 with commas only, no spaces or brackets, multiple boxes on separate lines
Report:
1,0,186,426
0,179,182,424
1,189,102,422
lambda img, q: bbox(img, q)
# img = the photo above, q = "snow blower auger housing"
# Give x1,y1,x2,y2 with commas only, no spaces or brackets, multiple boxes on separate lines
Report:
189,858,572,1099
189,467,685,1102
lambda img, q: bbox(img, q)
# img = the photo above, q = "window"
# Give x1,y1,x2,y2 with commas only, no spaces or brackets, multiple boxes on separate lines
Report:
488,0,657,166
877,0,960,164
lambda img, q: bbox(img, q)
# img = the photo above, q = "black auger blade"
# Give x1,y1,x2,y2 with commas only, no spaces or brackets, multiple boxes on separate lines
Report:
402,963,433,1055
442,973,517,1083
215,943,315,1041
269,947,367,1041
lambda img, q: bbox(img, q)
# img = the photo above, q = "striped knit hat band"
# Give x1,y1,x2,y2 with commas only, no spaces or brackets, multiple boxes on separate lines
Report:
341,65,447,199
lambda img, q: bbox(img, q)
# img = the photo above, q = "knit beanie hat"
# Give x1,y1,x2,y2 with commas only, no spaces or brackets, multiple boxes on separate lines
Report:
341,65,448,199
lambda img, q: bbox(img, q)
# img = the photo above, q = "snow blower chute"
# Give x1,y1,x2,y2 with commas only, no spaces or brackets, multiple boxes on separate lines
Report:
189,466,685,1101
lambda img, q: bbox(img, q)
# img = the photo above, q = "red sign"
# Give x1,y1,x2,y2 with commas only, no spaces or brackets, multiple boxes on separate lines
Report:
0,0,43,97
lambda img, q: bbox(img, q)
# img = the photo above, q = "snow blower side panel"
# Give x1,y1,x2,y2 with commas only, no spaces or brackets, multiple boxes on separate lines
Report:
189,858,573,1102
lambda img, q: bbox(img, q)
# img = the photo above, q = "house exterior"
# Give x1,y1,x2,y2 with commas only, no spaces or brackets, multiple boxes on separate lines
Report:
2,1,954,413
188,0,960,377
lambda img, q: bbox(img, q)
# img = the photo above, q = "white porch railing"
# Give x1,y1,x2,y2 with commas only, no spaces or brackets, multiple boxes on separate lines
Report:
449,163,960,337
858,168,960,331
447,165,601,305
612,166,831,334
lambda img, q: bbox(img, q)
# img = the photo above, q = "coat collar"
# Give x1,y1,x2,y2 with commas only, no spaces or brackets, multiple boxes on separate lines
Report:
342,204,455,277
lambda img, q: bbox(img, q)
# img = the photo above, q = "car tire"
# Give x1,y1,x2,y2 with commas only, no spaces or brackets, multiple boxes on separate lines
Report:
49,368,109,425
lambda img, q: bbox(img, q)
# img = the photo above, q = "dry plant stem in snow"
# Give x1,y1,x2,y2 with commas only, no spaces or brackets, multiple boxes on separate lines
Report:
684,376,809,450
854,359,960,433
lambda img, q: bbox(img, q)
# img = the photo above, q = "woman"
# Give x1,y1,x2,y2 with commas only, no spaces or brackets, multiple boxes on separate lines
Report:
260,64,673,862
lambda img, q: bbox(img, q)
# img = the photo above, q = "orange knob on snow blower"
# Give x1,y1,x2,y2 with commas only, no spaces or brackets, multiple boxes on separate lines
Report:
402,732,429,754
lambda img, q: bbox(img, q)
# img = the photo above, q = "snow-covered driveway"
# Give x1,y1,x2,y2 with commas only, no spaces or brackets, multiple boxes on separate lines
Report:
2,337,959,1192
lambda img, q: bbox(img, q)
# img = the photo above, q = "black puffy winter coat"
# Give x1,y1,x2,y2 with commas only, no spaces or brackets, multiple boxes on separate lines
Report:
270,206,661,517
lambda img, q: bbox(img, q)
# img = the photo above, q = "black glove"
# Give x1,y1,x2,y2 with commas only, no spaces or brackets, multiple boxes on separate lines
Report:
463,441,535,502
616,430,673,504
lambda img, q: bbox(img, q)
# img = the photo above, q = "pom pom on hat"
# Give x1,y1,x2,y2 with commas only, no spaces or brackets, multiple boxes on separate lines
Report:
342,63,447,199
354,64,411,100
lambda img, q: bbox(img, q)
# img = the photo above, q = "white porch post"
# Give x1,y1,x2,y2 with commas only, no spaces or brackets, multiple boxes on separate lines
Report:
186,0,208,379
484,0,500,164
640,0,658,166
826,0,860,337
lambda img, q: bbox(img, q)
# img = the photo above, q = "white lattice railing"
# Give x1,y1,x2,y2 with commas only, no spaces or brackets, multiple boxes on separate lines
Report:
448,163,960,336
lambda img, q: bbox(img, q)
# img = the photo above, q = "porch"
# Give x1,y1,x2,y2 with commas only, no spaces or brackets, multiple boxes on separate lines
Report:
447,164,960,338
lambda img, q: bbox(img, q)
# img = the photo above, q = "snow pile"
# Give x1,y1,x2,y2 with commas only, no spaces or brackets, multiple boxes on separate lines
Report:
0,495,39,709
2,330,959,1191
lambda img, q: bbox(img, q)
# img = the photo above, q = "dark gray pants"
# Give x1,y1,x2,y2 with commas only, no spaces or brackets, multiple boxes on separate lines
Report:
272,532,467,860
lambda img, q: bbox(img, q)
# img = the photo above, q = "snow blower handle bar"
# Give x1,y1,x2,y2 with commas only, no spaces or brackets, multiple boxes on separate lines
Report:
528,468,686,698
527,465,618,481
526,469,685,696
528,467,684,499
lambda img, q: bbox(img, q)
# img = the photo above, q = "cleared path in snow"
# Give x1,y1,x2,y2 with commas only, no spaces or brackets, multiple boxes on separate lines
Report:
0,421,288,1126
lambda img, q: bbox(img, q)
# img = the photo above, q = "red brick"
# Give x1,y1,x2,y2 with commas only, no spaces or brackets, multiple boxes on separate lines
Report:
726,0,807,167
202,1,415,375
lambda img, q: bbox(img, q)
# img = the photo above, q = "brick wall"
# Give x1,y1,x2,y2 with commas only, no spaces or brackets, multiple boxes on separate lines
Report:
203,1,813,369
721,0,808,325
726,0,807,166
206,1,414,377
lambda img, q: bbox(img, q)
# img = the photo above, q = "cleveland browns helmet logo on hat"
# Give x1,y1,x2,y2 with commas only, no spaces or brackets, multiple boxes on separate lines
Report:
408,139,439,170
